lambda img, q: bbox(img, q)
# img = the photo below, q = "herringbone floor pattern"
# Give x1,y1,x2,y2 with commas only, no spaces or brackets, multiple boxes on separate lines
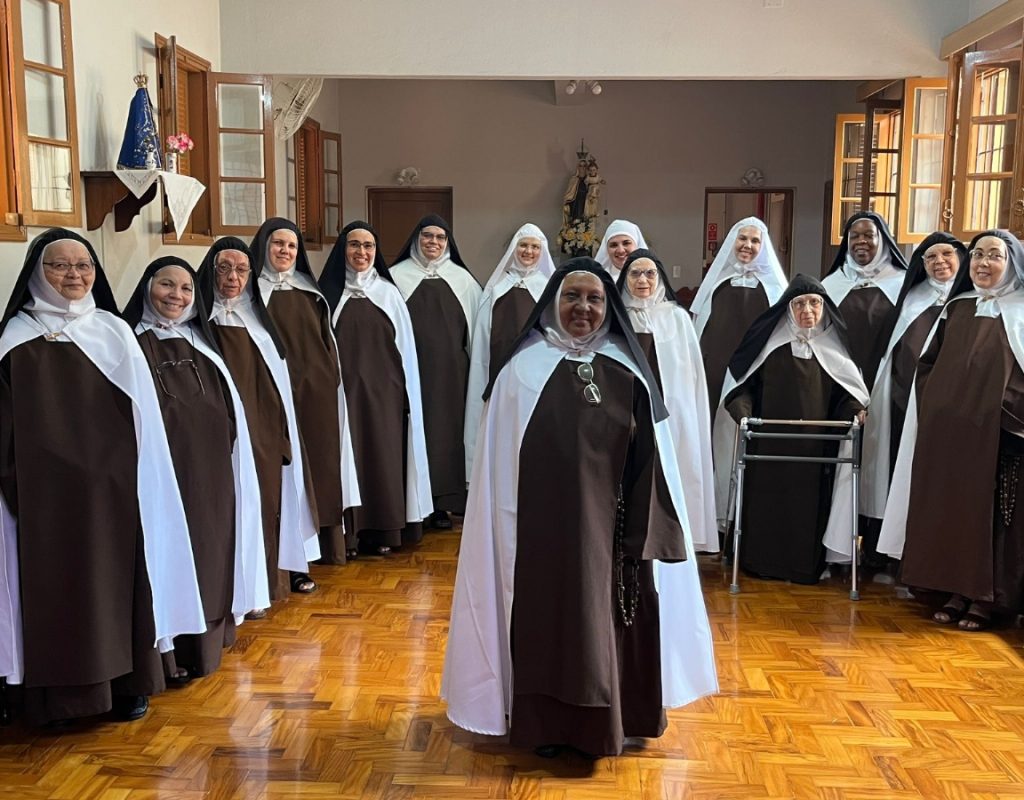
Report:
2,528,1024,799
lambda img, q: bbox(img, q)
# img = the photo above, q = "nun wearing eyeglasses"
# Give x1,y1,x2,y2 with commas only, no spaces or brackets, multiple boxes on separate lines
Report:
252,218,360,581
880,231,1024,632
860,233,966,524
197,238,318,605
0,229,205,725
122,257,270,682
690,217,788,422
443,259,717,758
616,249,718,554
594,218,647,282
714,275,868,584
318,221,433,557
464,223,555,477
391,215,482,529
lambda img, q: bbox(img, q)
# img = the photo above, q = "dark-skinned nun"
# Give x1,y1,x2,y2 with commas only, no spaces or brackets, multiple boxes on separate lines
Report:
465,223,555,477
122,255,270,681
251,218,361,577
442,259,717,759
319,221,433,557
196,237,318,605
390,214,482,529
0,229,204,725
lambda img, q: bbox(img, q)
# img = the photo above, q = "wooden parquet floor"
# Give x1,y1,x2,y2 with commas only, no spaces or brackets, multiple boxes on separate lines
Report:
3,530,1024,799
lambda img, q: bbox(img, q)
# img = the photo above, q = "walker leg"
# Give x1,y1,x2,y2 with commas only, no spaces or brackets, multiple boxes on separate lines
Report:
729,462,746,595
850,455,861,602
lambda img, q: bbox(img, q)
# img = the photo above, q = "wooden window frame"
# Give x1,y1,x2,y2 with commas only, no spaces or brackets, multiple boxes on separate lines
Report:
898,77,948,244
293,115,322,249
322,130,341,244
831,113,865,244
861,98,902,229
3,0,82,236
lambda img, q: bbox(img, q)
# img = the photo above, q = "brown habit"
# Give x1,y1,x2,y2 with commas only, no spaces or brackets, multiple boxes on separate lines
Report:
266,289,345,561
887,305,943,468
836,287,895,391
510,355,686,756
725,347,863,584
699,282,769,420
137,332,237,676
0,340,164,725
213,324,292,600
406,279,469,513
336,298,414,547
901,301,1024,609
488,287,536,383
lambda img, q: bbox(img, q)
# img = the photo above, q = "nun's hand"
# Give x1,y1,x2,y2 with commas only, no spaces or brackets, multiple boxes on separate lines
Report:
856,409,867,425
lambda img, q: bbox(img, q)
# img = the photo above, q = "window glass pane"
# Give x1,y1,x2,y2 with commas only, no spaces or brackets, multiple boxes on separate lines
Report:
908,187,940,233
872,111,901,150
965,178,1011,230
221,181,266,227
975,65,1019,117
218,84,264,130
870,155,898,194
323,139,338,171
842,122,864,158
28,142,71,211
219,133,264,178
326,206,339,238
287,197,297,221
840,200,862,224
325,176,339,205
840,163,862,199
970,121,1016,173
25,68,66,140
286,159,295,195
914,88,947,135
21,0,62,69
911,139,943,185
867,195,896,223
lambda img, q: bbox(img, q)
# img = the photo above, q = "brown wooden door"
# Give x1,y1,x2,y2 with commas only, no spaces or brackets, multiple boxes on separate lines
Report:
367,187,453,264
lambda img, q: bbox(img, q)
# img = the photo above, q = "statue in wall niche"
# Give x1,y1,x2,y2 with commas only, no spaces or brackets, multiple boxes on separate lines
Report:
558,141,603,256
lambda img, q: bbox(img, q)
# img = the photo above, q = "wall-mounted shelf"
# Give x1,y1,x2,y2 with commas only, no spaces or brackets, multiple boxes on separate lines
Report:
81,170,158,232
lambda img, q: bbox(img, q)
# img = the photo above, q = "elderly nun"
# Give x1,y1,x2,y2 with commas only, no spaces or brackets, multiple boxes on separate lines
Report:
197,238,318,605
318,221,433,556
122,256,270,682
690,217,788,419
861,233,966,523
880,231,1024,631
464,223,555,476
443,259,717,758
390,214,482,529
714,275,868,584
0,229,204,725
594,218,647,282
252,218,360,577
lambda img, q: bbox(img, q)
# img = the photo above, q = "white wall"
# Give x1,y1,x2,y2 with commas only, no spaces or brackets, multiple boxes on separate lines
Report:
220,0,965,80
0,0,221,305
328,78,860,287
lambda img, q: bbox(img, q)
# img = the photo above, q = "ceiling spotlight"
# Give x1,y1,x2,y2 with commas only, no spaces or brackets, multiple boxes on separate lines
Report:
565,80,578,95
589,81,602,96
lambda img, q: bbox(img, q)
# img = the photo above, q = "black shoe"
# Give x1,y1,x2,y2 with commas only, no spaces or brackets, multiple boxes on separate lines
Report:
534,744,563,758
114,694,149,721
430,511,453,530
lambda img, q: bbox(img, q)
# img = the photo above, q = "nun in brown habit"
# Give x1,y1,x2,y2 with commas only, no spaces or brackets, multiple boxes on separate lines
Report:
319,222,433,556
252,218,360,574
197,238,318,604
880,231,1024,631
0,229,205,725
717,275,868,584
390,215,482,528
443,260,715,758
122,257,271,681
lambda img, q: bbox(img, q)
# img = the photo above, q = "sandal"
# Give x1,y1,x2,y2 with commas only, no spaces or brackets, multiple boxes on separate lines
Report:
958,602,992,631
933,594,969,624
245,608,268,620
345,548,358,561
290,572,317,594
167,667,192,687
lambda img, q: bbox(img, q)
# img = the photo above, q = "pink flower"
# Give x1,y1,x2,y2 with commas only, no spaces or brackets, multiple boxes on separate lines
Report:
166,132,195,154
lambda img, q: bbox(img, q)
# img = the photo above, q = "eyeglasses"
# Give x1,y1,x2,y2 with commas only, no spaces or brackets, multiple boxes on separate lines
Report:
970,250,1007,263
575,361,602,405
346,242,376,251
43,260,95,274
791,297,823,311
153,358,205,399
215,263,251,276
420,232,448,243
627,269,658,281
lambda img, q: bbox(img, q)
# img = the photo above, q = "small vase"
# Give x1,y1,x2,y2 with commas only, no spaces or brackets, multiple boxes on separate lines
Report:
165,152,178,173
